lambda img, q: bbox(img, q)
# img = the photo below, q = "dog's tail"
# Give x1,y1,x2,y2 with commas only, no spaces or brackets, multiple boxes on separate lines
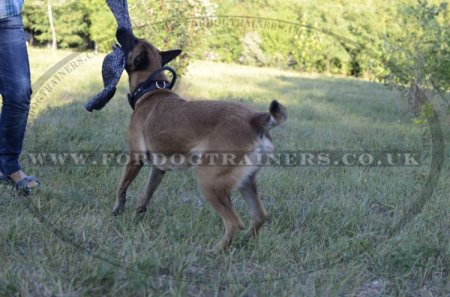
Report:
251,100,287,132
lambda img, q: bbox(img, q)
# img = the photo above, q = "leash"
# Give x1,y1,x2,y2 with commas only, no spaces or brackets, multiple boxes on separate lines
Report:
127,66,177,109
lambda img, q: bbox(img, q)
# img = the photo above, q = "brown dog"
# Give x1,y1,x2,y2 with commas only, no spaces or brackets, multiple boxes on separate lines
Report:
112,37,287,250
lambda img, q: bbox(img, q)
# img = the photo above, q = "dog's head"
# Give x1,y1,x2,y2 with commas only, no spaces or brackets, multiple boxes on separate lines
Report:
118,29,181,90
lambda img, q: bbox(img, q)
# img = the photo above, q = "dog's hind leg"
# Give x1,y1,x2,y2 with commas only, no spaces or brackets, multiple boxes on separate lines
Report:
136,167,165,213
197,169,245,251
113,157,143,216
239,173,268,237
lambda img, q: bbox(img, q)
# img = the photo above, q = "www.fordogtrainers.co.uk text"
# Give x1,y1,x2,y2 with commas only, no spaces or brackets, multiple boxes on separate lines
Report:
19,151,422,167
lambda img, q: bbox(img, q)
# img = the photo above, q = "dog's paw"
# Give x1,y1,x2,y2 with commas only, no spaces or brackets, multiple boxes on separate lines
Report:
136,206,147,213
112,205,125,216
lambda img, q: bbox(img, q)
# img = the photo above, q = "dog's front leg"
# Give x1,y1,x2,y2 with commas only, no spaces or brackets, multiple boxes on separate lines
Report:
113,161,143,215
136,167,165,213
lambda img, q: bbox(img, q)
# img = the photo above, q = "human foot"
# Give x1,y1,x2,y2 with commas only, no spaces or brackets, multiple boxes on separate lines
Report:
9,171,39,187
8,171,40,194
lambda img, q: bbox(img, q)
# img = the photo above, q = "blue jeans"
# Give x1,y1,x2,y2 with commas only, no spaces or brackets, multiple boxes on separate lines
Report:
0,14,31,175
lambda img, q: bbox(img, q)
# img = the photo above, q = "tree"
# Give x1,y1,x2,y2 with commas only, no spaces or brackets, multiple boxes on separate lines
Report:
23,0,90,49
381,0,450,114
129,0,217,74
48,0,57,50
53,0,90,48
80,0,116,53
22,0,51,46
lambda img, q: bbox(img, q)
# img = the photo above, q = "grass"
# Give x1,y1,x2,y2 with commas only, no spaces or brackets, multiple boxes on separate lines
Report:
0,49,449,296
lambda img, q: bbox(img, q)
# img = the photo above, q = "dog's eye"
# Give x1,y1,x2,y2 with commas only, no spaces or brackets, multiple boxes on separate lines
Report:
133,51,149,70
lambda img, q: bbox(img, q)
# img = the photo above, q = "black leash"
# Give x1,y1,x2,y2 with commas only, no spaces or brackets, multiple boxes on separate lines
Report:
127,66,177,109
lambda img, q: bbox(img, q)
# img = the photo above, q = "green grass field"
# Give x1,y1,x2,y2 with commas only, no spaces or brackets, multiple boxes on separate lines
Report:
0,48,449,296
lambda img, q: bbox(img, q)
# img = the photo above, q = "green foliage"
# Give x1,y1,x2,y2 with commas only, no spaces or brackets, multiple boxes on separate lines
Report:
55,1,90,48
382,1,449,84
414,102,434,125
22,0,50,45
199,1,244,63
381,0,450,112
201,0,388,76
129,0,217,74
20,0,450,90
23,0,89,48
81,0,116,52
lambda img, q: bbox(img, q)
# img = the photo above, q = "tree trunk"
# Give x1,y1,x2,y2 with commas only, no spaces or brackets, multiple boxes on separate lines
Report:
48,0,57,50
408,56,426,115
408,81,426,115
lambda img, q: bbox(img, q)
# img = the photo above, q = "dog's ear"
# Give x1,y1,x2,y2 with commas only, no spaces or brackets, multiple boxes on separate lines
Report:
160,49,182,65
133,49,149,70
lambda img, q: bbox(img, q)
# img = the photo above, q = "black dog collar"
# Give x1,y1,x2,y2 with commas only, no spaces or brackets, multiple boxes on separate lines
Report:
127,66,177,109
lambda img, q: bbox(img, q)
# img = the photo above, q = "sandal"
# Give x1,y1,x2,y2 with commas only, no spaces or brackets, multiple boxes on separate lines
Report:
11,175,40,195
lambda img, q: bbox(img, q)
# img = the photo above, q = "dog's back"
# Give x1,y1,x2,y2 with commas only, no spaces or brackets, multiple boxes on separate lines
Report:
134,91,286,156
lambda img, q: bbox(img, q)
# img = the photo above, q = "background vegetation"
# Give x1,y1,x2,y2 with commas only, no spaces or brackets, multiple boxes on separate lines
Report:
21,1,448,71
22,0,450,113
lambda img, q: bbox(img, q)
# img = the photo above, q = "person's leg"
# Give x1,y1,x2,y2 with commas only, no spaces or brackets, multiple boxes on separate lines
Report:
0,15,36,186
